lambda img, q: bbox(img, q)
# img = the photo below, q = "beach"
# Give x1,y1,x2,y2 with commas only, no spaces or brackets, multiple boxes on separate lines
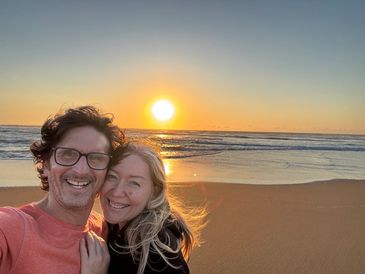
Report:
1,179,364,274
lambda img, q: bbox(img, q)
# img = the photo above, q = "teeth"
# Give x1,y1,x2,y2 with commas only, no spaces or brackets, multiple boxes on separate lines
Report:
66,179,89,188
109,200,129,209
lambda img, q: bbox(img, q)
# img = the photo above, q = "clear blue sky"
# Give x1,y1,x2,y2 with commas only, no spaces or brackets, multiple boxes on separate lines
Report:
1,0,364,133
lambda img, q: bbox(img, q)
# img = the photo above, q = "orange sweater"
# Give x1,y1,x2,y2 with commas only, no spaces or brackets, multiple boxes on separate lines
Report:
0,203,105,274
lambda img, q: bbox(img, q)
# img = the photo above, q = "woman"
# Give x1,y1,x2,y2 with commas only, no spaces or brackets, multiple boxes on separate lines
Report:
81,141,206,274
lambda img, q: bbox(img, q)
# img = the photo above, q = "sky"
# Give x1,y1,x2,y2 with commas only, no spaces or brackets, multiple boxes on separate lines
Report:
1,0,364,134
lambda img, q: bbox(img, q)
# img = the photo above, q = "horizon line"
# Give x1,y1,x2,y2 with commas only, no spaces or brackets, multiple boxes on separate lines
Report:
1,124,364,136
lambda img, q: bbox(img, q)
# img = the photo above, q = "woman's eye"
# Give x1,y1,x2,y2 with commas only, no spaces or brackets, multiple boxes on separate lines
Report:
129,181,140,187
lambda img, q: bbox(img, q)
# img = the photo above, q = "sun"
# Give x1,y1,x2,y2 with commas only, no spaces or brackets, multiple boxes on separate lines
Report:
152,100,175,121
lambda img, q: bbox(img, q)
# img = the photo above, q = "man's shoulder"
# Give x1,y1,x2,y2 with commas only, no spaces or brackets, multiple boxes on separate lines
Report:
0,205,30,239
0,203,44,232
0,205,29,223
1,203,41,222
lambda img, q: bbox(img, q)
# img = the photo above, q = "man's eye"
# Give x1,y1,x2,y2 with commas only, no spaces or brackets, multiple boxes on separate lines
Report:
61,150,77,158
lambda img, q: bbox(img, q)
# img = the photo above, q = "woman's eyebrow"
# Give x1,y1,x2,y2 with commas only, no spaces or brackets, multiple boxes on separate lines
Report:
129,175,146,180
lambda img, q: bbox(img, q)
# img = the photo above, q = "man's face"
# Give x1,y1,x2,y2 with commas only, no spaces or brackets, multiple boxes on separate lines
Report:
44,126,110,210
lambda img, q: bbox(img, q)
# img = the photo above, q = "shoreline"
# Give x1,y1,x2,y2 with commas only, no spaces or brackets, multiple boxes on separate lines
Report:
1,179,365,273
2,158,365,187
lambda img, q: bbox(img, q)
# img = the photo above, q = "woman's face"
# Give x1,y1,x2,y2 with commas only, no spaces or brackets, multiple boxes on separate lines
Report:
100,154,154,228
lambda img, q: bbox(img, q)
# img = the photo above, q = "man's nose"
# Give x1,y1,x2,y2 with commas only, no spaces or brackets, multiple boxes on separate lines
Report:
72,155,91,173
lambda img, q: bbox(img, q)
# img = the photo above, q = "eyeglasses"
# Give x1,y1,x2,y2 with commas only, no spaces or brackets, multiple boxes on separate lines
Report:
52,147,111,170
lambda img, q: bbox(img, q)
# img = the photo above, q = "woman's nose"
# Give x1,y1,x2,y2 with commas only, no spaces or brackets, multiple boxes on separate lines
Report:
112,181,127,197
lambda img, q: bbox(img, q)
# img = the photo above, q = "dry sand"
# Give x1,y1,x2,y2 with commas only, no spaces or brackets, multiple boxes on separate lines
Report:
1,179,364,274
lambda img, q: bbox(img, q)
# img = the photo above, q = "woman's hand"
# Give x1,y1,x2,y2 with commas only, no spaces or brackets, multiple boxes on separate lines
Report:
80,231,110,274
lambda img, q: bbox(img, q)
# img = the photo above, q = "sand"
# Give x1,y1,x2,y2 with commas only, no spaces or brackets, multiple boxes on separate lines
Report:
1,179,365,274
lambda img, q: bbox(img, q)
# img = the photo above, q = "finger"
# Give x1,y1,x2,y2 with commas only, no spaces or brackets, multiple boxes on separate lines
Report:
86,232,97,257
80,237,89,259
96,235,109,258
91,231,107,253
92,232,109,259
100,238,109,256
89,231,102,255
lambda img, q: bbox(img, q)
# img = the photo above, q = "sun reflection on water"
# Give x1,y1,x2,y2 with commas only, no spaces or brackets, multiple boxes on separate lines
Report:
156,134,168,139
163,159,172,176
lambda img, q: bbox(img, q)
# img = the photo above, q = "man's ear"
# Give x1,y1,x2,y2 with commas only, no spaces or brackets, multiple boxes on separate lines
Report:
42,160,50,177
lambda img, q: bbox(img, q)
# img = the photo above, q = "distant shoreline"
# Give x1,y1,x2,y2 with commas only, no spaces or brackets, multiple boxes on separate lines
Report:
1,124,365,136
1,159,364,187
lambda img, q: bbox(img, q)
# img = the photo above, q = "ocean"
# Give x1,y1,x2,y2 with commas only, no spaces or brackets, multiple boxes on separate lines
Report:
1,125,365,186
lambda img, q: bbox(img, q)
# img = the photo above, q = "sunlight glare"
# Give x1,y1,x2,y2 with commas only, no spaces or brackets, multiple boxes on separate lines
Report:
152,100,175,121
163,161,171,176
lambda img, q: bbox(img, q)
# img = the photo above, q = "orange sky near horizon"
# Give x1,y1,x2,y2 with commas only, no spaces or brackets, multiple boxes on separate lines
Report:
1,81,364,134
1,65,364,134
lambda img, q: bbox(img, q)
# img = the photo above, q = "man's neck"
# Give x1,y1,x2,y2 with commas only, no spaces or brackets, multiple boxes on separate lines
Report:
36,195,93,226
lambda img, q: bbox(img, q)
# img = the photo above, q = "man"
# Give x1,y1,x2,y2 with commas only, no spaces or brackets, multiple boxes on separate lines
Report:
0,106,125,274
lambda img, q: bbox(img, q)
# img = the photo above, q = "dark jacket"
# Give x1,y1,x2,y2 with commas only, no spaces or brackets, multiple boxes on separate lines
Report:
107,220,189,274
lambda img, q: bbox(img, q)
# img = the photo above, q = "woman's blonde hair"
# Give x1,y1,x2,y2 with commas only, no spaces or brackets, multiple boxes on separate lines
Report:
109,140,206,274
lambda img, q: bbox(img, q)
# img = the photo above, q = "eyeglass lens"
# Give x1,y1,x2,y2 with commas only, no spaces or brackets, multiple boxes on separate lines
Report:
54,147,110,169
